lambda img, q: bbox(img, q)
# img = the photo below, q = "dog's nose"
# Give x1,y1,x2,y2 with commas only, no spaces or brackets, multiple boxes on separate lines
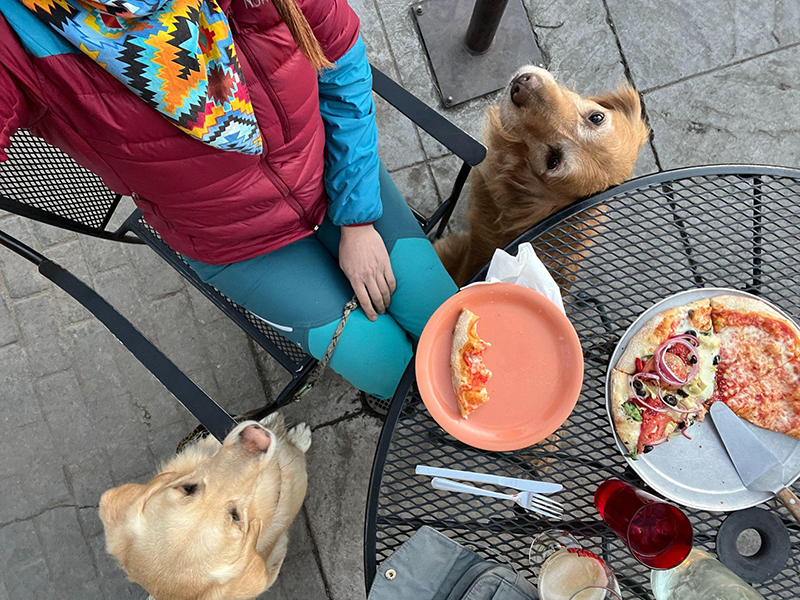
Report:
239,424,271,454
510,72,542,106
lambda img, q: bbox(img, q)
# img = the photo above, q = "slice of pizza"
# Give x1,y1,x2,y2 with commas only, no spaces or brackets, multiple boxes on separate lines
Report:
711,295,800,378
451,309,492,419
612,299,721,456
709,295,800,438
711,357,800,439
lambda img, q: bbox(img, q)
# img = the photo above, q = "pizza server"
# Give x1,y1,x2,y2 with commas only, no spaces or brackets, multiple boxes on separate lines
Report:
711,402,800,523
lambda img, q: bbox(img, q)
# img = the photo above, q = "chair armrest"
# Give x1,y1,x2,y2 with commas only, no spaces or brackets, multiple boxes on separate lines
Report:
371,65,487,167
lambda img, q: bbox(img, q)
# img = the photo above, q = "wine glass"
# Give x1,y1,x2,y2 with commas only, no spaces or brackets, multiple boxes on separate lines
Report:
530,529,623,600
594,479,692,570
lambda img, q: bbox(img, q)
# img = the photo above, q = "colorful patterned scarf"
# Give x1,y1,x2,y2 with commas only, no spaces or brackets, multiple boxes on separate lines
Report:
23,0,262,155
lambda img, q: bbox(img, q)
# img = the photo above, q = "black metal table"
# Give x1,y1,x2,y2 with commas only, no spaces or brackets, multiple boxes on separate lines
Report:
364,165,800,599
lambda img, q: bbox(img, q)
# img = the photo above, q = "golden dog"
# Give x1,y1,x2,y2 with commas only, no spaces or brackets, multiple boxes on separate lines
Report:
436,66,650,285
99,413,310,600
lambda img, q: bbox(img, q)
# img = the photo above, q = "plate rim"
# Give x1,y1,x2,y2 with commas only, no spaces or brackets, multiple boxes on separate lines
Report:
416,282,584,452
605,286,800,511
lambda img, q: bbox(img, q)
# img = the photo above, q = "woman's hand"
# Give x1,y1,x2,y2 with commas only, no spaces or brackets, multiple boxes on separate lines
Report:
339,224,396,321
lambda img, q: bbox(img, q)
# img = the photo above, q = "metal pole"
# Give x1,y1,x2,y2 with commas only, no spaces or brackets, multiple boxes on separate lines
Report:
465,0,510,54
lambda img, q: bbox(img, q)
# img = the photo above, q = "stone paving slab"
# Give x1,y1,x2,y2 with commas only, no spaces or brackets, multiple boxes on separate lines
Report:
303,414,383,600
523,0,627,93
645,44,800,169
607,0,800,91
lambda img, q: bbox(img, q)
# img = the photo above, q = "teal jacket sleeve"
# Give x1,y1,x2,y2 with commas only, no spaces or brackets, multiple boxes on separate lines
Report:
318,35,382,226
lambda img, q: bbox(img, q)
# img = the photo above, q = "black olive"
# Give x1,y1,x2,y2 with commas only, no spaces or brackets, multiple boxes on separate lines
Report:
678,421,687,429
677,389,688,398
633,380,645,396
663,394,678,406
685,329,697,337
689,354,698,365
643,445,655,454
713,355,720,365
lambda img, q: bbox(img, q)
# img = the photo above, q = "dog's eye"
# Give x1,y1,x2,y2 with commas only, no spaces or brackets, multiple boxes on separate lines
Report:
546,150,561,171
181,484,198,496
588,111,605,125
230,508,241,522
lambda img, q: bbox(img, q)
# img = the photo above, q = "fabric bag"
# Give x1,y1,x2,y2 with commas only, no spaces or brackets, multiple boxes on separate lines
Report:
368,526,538,600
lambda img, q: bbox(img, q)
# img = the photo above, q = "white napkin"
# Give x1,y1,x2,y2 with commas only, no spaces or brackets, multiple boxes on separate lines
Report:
464,242,565,314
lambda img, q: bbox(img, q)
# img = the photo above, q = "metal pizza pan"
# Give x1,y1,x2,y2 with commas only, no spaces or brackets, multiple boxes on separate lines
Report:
605,287,800,511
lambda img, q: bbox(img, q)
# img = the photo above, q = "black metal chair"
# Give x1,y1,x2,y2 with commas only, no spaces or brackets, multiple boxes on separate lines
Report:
0,66,486,415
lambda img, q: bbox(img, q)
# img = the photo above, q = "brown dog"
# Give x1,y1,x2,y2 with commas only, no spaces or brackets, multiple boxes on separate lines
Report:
99,413,310,600
436,66,649,285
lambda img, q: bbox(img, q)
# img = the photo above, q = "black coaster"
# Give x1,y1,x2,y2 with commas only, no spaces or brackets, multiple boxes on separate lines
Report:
716,507,790,583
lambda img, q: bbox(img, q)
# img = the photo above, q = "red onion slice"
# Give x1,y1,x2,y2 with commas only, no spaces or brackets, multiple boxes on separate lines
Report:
629,373,668,413
654,338,701,386
681,428,693,440
674,333,700,346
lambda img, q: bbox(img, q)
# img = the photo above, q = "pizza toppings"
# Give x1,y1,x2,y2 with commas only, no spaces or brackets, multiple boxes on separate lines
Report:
623,400,643,422
654,335,700,387
614,294,800,459
612,300,723,456
637,411,677,454
451,309,493,419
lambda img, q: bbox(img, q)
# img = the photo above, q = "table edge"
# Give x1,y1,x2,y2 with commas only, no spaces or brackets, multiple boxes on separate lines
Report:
469,164,800,283
363,359,417,592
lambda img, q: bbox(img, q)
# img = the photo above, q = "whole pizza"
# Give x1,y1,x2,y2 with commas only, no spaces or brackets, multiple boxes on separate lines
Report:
611,295,800,457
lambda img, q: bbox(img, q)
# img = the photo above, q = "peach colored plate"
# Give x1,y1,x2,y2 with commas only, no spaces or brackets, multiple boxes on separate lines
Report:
416,283,584,451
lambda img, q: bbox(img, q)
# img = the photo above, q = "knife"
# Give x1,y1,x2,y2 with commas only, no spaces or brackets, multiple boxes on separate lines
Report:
710,402,800,523
415,465,562,494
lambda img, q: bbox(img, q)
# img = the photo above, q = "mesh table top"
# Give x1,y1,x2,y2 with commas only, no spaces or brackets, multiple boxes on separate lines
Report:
365,166,800,599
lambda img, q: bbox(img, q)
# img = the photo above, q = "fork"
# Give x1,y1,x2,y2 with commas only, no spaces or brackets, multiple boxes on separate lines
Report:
431,477,564,520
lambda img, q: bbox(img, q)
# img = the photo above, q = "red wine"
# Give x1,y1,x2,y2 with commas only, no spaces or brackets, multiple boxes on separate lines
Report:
628,503,693,569
594,479,692,570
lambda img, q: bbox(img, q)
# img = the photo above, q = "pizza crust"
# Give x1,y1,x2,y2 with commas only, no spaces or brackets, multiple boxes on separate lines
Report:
610,369,640,453
711,295,800,334
616,299,711,374
450,310,473,402
450,309,492,419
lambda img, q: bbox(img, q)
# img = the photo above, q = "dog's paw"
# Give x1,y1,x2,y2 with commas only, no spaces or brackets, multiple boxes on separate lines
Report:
288,423,312,453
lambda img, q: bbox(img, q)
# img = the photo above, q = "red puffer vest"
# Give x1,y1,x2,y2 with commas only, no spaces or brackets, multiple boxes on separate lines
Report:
0,0,359,264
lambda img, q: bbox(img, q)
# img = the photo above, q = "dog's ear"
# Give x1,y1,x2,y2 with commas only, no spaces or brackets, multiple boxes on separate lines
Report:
589,84,643,122
99,472,176,527
221,520,272,599
99,483,146,527
224,553,268,599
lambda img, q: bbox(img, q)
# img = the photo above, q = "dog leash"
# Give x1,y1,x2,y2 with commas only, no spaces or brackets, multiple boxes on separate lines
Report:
303,296,359,388
176,296,359,452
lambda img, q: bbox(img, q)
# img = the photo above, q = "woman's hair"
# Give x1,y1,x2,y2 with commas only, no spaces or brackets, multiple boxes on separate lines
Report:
247,0,333,70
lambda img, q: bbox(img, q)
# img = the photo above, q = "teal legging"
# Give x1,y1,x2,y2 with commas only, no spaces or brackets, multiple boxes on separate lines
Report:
186,165,457,399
